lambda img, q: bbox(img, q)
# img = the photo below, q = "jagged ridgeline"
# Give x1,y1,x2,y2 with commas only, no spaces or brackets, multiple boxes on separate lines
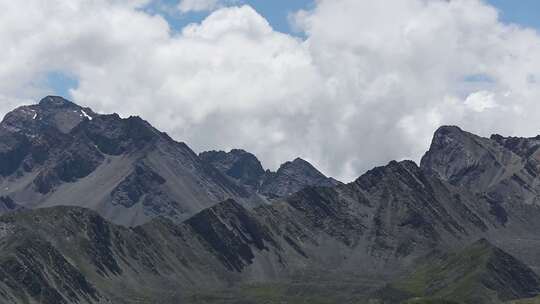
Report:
2,97,540,303
0,96,338,226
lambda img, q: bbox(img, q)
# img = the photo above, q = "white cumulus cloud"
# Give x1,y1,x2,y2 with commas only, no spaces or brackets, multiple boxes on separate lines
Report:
464,91,498,112
2,0,540,181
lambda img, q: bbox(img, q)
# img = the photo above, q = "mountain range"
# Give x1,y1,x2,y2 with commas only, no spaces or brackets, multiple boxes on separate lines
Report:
2,96,540,303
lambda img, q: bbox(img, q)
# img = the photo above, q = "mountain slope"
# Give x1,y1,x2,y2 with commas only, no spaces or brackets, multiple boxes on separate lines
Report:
0,200,309,304
200,149,341,198
420,125,540,272
376,239,540,304
239,159,500,284
420,126,522,191
260,158,341,197
5,99,540,303
0,97,250,226
199,149,266,189
0,157,501,304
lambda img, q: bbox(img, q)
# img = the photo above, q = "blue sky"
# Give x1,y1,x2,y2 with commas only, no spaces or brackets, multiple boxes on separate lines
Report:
152,0,314,34
487,0,540,30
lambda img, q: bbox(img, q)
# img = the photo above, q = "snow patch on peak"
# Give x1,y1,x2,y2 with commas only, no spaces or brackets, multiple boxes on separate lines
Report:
81,109,93,120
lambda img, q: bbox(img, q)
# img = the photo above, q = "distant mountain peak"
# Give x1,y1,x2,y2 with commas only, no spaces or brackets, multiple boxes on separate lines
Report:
200,149,341,198
0,96,252,226
199,149,266,189
279,157,315,170
292,157,307,163
278,157,318,172
3,114,540,304
260,157,340,197
1,96,98,134
229,148,250,155
38,95,76,108
434,124,464,134
420,124,522,190
427,125,474,149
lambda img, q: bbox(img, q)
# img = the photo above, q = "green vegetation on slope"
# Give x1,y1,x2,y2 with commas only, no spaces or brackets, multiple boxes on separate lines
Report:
376,239,540,304
392,240,493,303
509,295,540,304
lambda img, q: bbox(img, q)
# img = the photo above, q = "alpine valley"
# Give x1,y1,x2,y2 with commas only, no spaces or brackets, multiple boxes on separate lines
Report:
2,96,540,304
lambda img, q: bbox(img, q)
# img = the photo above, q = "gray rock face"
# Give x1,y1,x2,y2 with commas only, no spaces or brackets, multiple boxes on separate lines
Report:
420,126,521,190
5,100,540,303
0,97,250,226
199,149,265,188
0,160,535,303
264,159,496,275
421,125,540,215
0,201,307,303
420,125,540,272
0,96,95,178
260,158,341,197
353,160,490,251
0,196,21,213
185,199,278,272
200,150,341,198
2,96,97,134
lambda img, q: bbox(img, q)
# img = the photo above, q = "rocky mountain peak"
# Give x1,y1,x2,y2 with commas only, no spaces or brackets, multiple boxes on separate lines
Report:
2,96,97,134
357,160,420,181
199,149,265,188
433,124,464,134
277,157,324,177
4,107,540,304
260,157,340,197
424,125,470,151
0,97,255,226
38,95,75,108
420,125,521,190
200,149,341,198
282,157,312,169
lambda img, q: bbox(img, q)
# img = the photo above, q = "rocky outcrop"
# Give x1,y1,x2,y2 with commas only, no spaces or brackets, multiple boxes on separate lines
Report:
420,126,521,191
420,126,540,272
200,149,266,188
0,196,21,214
260,158,341,197
200,150,341,198
185,199,278,272
0,97,251,226
4,99,540,303
0,201,308,303
1,96,97,135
